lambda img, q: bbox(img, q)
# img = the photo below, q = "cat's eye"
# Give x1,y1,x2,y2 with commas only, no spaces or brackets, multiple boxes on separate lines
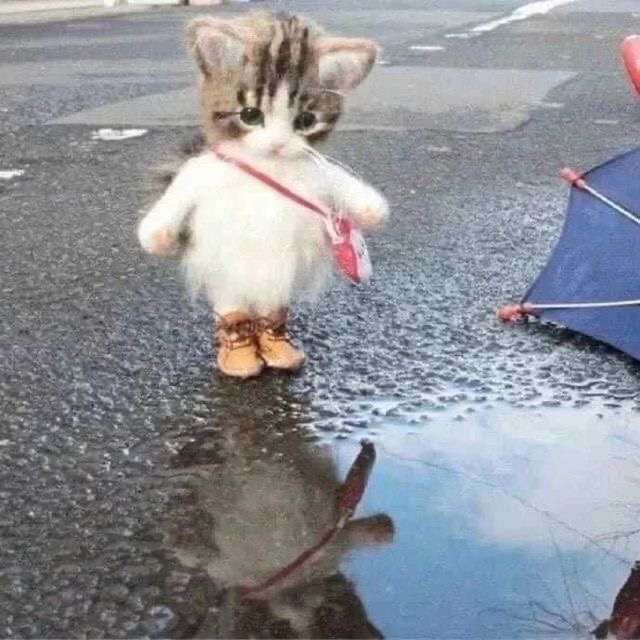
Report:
294,111,316,131
239,107,264,126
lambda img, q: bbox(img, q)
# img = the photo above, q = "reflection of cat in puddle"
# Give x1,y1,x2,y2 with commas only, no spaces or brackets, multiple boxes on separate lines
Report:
167,424,393,638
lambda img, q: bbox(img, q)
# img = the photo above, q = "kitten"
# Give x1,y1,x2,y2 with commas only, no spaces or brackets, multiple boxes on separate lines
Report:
137,12,389,378
168,428,393,638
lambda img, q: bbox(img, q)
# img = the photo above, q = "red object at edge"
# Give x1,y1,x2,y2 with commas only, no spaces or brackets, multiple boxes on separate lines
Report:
622,35,640,95
497,303,537,322
560,167,586,190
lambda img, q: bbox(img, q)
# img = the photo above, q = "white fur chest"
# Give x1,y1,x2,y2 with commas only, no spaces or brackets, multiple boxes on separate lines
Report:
182,153,334,311
190,157,328,255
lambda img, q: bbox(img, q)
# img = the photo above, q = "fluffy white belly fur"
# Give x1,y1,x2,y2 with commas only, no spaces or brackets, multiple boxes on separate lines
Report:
184,172,332,314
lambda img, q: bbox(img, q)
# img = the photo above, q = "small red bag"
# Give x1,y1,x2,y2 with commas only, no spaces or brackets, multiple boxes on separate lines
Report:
326,218,373,284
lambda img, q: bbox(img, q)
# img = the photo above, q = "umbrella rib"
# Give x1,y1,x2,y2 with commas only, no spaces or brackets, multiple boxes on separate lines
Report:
533,299,640,310
562,167,640,226
581,183,640,227
499,298,640,323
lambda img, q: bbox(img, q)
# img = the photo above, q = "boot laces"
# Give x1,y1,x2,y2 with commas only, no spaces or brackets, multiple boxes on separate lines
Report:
257,318,289,342
216,318,256,350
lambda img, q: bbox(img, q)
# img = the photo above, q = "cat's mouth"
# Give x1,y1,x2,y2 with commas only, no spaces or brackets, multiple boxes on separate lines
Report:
256,144,307,161
236,131,309,160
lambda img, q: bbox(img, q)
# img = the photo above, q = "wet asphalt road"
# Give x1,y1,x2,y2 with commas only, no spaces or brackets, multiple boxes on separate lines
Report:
3,1,640,638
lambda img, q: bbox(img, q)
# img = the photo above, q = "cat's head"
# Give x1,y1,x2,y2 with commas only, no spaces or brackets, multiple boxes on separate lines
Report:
187,12,379,159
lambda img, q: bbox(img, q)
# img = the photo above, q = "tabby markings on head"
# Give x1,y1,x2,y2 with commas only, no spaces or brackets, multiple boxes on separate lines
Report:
200,14,343,145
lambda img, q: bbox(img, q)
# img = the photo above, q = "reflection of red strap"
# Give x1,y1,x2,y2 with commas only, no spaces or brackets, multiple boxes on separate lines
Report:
212,144,330,220
239,440,376,601
240,525,340,600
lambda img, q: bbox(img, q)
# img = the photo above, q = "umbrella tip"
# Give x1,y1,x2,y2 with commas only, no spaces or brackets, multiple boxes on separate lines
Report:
497,303,536,322
560,167,586,189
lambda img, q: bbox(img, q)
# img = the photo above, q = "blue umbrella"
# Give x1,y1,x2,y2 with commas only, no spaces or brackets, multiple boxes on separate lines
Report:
498,148,640,360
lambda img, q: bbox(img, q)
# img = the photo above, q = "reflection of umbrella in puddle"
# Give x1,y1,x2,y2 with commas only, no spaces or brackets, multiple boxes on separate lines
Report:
240,440,393,601
594,562,640,639
499,151,640,360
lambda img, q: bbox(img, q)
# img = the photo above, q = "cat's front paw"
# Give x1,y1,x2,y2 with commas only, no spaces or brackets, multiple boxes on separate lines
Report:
352,196,389,232
138,221,179,256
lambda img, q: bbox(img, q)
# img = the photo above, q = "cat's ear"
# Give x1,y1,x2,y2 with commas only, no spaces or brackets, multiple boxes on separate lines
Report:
186,17,246,77
315,37,379,92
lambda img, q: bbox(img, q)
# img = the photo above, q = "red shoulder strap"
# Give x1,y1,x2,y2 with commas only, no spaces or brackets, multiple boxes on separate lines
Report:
211,144,329,220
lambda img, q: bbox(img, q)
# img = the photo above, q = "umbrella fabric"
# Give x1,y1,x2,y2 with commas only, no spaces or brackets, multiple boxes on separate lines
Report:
521,147,640,359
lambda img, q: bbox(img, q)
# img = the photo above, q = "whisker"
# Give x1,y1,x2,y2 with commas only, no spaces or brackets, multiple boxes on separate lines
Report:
303,147,343,217
315,88,347,99
304,147,332,184
212,111,241,120
305,146,363,181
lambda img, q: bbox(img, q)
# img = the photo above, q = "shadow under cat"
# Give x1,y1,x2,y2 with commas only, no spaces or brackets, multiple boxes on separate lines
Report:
161,378,394,638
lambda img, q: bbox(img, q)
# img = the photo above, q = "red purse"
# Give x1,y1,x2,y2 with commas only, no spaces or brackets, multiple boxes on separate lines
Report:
212,145,373,284
325,217,372,284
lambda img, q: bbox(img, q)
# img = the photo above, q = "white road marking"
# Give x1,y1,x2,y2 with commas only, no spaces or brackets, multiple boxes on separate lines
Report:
444,32,475,39
409,45,446,52
91,128,148,141
0,169,24,179
426,145,452,153
470,0,579,34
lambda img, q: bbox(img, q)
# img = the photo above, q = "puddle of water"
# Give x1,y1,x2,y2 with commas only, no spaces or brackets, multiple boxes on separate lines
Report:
164,419,393,637
333,406,639,638
164,400,639,638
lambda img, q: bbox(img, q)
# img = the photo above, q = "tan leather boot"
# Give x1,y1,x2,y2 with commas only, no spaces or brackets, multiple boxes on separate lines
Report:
257,309,306,371
215,312,264,379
